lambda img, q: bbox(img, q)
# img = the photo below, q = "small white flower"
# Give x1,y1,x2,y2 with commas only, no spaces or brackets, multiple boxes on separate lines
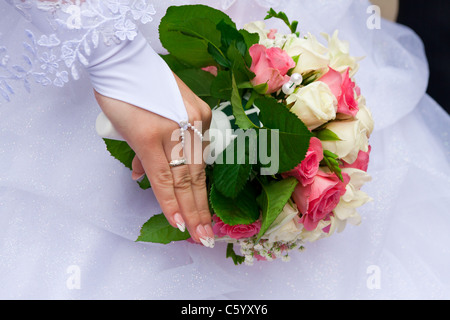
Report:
114,19,137,41
39,52,59,74
53,71,69,87
106,0,130,15
253,243,263,251
244,255,254,266
131,0,156,24
37,34,61,47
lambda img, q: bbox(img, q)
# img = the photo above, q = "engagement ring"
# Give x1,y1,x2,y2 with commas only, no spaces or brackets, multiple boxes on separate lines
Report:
169,158,187,167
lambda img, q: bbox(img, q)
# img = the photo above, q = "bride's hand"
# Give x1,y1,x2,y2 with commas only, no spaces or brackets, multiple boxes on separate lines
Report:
94,73,214,247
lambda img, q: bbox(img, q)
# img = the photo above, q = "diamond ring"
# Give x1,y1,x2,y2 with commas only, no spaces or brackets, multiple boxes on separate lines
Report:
169,158,187,167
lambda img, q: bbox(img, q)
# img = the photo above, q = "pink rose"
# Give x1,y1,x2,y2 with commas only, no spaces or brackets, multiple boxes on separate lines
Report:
292,170,349,231
342,145,371,172
282,137,324,186
249,44,296,94
212,215,261,240
319,67,359,117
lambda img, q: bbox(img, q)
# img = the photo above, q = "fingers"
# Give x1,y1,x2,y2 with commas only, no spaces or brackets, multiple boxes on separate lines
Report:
181,125,213,234
131,155,145,181
135,133,214,247
95,88,214,246
136,142,182,232
169,164,213,247
163,128,214,247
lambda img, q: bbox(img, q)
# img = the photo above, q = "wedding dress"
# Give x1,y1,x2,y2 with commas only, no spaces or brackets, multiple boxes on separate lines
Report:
0,0,449,300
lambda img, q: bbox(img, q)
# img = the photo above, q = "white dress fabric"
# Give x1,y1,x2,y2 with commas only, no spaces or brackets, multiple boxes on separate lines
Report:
0,0,449,300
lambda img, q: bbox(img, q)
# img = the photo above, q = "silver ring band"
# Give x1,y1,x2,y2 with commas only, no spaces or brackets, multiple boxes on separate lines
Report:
169,158,187,167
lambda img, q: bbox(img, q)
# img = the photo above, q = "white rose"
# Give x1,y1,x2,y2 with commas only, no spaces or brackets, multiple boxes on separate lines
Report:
299,219,331,242
243,21,293,49
320,119,369,164
331,168,372,233
262,201,303,243
322,30,360,77
287,81,337,130
355,95,374,138
243,21,269,43
283,32,330,74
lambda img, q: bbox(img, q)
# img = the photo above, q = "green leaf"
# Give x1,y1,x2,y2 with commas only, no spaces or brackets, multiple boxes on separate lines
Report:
175,68,216,97
208,42,231,68
256,177,298,241
103,139,135,170
217,20,246,56
238,29,259,66
254,96,313,173
264,8,299,34
322,150,344,182
315,128,342,141
210,183,260,226
288,54,300,74
160,54,193,72
210,70,232,100
239,28,260,50
227,44,255,84
137,175,151,190
159,5,236,67
136,214,190,244
302,71,321,86
231,73,257,130
103,139,152,190
212,132,254,198
226,243,245,265
253,82,268,95
323,150,339,159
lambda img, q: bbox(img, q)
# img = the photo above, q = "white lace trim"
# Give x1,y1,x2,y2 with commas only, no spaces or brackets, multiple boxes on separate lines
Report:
0,0,155,101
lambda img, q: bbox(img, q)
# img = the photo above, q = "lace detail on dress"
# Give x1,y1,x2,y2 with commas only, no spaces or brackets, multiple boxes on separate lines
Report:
0,0,155,101
221,0,281,10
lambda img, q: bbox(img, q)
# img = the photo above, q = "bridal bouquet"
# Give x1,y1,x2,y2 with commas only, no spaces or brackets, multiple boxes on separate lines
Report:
103,5,373,265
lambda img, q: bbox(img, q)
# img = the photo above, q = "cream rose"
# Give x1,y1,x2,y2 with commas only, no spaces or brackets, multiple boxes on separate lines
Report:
355,95,374,138
243,21,269,43
320,119,369,164
262,201,303,243
283,32,330,74
287,81,337,130
299,219,331,242
331,168,372,233
322,30,360,77
243,21,285,48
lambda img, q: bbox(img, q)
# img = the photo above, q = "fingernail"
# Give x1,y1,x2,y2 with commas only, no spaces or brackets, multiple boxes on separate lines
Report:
197,225,215,248
173,213,185,233
132,172,145,181
204,224,215,248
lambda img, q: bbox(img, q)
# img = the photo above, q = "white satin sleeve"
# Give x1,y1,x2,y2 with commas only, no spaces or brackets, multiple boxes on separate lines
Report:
3,0,189,126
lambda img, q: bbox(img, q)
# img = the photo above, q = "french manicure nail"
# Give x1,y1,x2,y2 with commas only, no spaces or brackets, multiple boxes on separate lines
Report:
173,213,185,233
196,225,215,248
204,224,215,248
